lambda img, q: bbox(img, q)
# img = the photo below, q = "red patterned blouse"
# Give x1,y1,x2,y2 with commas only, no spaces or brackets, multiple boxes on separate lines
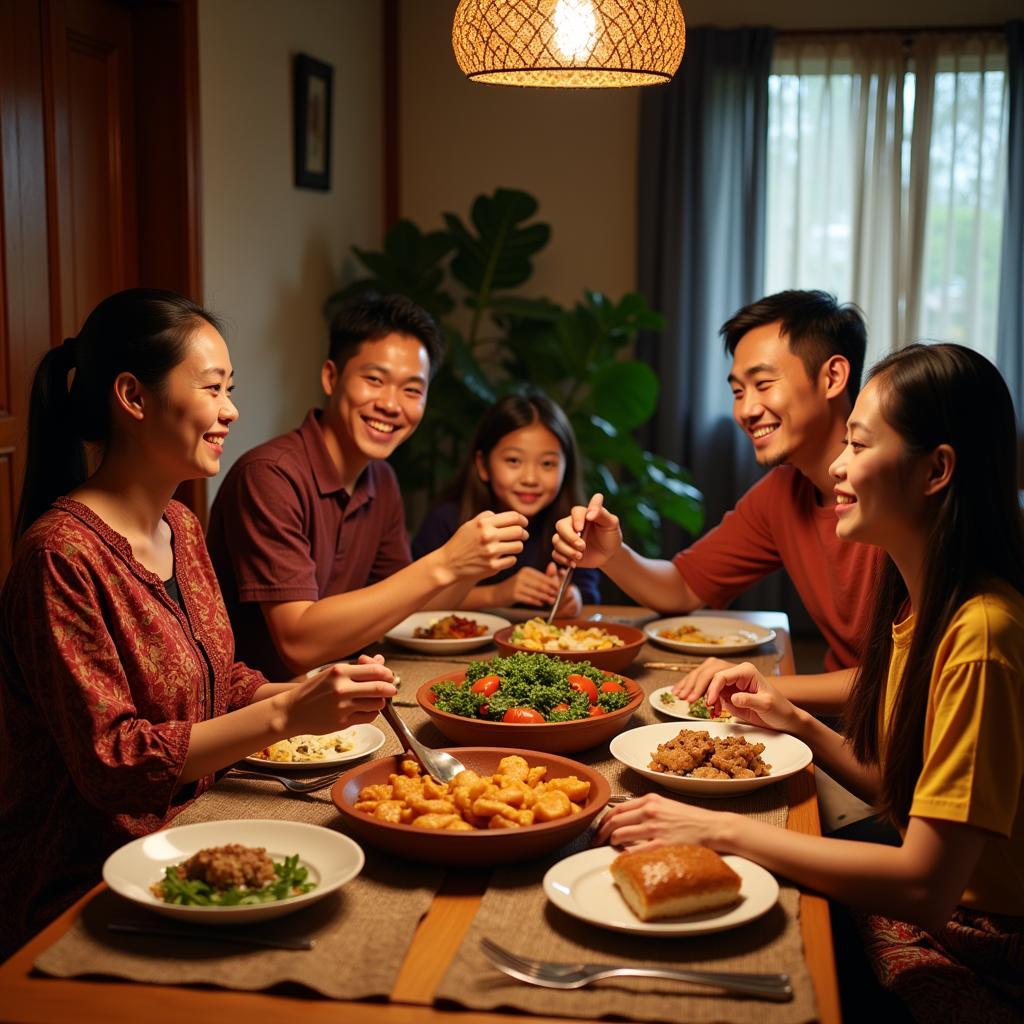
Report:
0,498,267,956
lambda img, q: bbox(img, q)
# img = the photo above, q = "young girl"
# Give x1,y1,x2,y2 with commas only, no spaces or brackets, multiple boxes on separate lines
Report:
0,289,396,959
413,391,599,616
598,344,1024,1020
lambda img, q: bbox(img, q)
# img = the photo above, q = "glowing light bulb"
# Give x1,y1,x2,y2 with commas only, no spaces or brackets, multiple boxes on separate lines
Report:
552,0,598,62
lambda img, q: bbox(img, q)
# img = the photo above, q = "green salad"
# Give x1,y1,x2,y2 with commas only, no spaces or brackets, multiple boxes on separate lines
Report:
152,854,315,907
431,652,633,723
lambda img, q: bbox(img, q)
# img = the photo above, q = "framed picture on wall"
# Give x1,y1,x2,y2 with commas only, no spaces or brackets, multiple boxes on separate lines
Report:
293,53,333,190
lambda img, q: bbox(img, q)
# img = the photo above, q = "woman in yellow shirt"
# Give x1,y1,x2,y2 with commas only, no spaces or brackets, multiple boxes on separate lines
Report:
599,343,1024,1020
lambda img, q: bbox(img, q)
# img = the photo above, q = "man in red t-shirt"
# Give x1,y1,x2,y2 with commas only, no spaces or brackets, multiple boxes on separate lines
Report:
208,295,528,680
553,290,884,713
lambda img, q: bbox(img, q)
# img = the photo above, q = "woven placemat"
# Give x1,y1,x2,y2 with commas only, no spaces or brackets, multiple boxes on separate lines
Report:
34,777,442,1000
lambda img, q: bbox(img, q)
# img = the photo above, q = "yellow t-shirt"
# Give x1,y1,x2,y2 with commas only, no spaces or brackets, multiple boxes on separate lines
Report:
882,579,1024,915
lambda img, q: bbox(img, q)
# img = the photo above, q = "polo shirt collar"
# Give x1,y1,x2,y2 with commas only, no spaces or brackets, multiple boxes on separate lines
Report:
298,409,377,511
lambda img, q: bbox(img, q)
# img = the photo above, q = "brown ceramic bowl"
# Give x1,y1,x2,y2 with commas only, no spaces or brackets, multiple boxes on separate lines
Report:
331,747,611,866
492,619,645,673
416,670,643,754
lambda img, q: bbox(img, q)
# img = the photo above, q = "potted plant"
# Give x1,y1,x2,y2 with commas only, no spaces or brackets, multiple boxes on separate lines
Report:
325,188,702,555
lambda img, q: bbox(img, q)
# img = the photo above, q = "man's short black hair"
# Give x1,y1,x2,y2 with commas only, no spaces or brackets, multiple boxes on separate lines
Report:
720,290,867,402
328,293,444,378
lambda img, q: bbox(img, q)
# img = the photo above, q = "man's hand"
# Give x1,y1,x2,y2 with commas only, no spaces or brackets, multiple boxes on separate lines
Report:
551,493,622,569
440,510,528,581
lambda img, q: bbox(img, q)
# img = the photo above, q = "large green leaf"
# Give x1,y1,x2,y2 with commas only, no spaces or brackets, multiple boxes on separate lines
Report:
589,361,659,431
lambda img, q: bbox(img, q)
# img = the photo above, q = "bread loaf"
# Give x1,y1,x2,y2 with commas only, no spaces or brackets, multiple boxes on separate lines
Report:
611,844,742,921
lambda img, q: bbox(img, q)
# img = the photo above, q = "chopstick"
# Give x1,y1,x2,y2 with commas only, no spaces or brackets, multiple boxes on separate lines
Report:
644,660,705,671
108,921,315,951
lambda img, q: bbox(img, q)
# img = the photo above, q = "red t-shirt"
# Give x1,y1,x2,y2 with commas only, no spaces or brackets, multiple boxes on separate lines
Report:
207,409,412,680
673,466,884,671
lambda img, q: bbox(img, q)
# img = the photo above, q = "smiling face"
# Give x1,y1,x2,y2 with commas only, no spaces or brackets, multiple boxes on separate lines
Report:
829,377,934,550
140,322,238,480
322,333,429,469
728,322,839,470
476,421,566,518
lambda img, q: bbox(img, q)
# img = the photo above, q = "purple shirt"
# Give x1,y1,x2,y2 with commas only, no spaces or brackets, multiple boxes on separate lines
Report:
207,410,412,680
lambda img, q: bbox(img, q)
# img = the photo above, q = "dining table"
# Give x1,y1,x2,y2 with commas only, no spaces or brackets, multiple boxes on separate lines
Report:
0,607,840,1024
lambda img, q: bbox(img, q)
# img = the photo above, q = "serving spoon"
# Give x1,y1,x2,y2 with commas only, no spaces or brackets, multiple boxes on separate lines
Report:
379,699,467,784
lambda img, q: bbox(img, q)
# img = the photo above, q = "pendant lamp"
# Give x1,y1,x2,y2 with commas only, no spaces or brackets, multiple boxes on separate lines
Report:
452,0,685,88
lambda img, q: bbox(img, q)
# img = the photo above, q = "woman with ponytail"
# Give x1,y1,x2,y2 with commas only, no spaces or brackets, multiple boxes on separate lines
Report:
0,290,395,957
597,344,1024,1021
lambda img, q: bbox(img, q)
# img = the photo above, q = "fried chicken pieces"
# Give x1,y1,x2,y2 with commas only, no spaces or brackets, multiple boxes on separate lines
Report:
648,729,771,780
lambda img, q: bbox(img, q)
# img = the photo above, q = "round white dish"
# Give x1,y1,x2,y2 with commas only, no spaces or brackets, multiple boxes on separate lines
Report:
645,616,776,655
648,686,734,723
609,720,812,797
543,846,779,935
385,611,511,654
103,819,364,924
244,723,385,770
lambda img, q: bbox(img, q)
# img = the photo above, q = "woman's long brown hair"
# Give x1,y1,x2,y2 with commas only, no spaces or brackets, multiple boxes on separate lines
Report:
842,344,1024,825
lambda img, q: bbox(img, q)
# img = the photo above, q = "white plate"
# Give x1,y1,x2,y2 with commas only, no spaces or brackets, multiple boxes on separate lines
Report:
385,611,511,654
645,616,776,655
648,686,734,723
609,721,812,797
103,819,364,924
244,723,385,770
544,846,779,935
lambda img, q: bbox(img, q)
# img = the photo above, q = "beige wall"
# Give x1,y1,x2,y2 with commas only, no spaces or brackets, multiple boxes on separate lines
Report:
199,0,383,501
401,0,1020,308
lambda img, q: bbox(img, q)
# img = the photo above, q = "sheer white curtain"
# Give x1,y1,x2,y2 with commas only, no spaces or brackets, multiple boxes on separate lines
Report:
766,32,1007,371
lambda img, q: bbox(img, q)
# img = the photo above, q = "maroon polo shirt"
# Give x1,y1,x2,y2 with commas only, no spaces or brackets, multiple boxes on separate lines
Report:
207,409,412,680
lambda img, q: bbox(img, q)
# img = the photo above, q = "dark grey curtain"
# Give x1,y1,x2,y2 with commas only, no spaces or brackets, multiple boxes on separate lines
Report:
997,21,1024,434
636,27,809,625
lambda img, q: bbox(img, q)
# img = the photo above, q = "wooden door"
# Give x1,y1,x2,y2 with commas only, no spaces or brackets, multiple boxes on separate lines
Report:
0,0,203,576
45,0,139,341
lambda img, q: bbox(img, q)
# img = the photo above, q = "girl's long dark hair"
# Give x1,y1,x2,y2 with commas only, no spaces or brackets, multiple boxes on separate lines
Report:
442,390,583,571
842,343,1024,824
15,288,224,541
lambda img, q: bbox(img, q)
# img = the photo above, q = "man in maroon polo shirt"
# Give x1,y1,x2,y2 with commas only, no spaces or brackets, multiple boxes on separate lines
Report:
207,294,528,680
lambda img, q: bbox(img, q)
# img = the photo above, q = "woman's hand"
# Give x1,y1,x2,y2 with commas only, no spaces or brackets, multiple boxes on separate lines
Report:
551,494,622,569
441,510,529,581
595,793,731,851
494,565,561,607
671,657,735,701
703,662,800,733
282,654,396,735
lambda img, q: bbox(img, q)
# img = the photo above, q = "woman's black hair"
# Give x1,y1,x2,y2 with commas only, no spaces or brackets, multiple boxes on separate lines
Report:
441,390,583,569
842,343,1024,825
14,288,224,540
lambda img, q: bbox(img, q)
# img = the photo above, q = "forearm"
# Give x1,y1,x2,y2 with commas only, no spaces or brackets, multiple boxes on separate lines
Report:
715,816,939,925
773,668,856,716
789,706,881,804
423,577,477,610
268,551,461,671
181,690,292,782
602,546,702,613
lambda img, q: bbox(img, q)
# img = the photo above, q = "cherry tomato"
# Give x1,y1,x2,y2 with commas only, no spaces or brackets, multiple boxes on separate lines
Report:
599,680,626,694
479,704,490,717
470,674,501,697
551,702,570,713
587,705,607,717
502,707,545,724
567,674,598,704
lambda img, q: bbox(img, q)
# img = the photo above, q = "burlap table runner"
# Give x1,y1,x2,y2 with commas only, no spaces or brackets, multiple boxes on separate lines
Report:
34,776,443,999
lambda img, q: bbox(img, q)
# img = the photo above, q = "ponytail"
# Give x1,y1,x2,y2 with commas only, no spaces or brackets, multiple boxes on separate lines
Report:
15,340,87,540
13,288,224,542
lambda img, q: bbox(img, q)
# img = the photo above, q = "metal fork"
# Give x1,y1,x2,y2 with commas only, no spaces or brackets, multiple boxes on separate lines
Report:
480,938,793,1001
228,768,346,793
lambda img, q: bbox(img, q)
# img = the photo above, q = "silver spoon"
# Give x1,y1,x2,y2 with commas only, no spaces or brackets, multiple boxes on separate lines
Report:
380,699,467,784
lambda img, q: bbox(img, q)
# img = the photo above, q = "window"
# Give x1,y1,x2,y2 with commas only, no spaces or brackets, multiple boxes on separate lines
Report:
765,33,1007,367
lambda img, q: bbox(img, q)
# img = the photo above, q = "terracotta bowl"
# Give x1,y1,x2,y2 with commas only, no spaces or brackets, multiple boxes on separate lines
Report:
492,619,645,673
331,747,611,866
416,670,643,754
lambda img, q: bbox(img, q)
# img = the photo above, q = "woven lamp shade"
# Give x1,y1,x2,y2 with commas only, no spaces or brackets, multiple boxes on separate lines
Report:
452,0,685,88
